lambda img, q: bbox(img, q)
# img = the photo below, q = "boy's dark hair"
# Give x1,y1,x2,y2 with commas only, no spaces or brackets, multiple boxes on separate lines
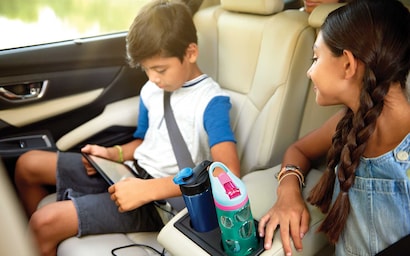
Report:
126,0,197,68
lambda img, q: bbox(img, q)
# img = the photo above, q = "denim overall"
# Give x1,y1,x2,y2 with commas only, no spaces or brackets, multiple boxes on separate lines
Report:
334,134,410,256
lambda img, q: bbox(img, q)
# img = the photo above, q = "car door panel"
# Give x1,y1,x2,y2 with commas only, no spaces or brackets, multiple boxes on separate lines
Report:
0,66,120,108
56,96,139,151
0,33,132,76
0,33,147,175
0,88,103,127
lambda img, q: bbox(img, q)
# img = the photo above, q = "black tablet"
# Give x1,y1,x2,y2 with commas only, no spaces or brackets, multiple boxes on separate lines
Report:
82,153,139,185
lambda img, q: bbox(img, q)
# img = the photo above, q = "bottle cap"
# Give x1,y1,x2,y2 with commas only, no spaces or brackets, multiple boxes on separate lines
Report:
173,160,213,196
209,162,248,209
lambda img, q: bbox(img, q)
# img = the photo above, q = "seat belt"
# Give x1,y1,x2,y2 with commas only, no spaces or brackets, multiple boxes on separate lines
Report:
163,91,194,211
163,91,195,169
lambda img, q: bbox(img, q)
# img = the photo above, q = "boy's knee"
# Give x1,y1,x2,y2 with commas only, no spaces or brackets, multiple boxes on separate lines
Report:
29,206,61,234
15,150,45,182
29,208,62,256
29,209,51,233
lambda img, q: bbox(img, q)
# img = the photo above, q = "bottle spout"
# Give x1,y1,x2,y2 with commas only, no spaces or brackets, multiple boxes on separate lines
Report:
174,160,213,186
173,167,193,185
218,172,241,199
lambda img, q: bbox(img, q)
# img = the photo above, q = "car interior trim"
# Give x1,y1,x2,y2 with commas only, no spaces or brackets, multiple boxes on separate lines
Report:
56,96,139,151
0,88,103,127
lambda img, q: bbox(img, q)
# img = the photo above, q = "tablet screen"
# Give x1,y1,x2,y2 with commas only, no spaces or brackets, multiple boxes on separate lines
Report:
83,153,137,185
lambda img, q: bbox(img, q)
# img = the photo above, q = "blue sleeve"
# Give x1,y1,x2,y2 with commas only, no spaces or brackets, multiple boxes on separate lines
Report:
133,97,149,139
204,96,236,147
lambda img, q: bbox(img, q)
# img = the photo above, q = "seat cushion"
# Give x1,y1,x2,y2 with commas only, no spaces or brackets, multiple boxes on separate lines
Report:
242,166,329,256
37,193,166,256
57,233,170,256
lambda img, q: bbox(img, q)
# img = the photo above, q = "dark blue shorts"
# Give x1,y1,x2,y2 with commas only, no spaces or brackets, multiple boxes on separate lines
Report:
56,152,163,237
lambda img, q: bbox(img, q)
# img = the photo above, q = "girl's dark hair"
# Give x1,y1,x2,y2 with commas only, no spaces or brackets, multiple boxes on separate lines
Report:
307,0,410,243
126,0,197,67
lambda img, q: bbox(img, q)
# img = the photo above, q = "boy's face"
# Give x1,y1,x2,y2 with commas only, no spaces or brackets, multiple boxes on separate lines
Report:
139,44,199,92
304,0,340,13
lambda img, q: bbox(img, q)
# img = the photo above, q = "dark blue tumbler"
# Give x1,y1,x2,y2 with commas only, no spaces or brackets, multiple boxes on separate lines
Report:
173,160,219,232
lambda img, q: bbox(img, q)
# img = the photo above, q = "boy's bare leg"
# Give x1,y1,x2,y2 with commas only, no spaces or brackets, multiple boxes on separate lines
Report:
29,200,78,256
14,150,58,216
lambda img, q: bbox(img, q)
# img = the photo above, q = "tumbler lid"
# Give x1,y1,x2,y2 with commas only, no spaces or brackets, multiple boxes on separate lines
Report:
173,160,212,196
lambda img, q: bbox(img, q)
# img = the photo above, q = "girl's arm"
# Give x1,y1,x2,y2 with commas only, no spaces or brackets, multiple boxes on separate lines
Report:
258,109,345,254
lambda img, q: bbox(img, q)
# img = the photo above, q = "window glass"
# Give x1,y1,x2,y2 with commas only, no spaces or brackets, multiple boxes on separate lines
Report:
0,0,150,50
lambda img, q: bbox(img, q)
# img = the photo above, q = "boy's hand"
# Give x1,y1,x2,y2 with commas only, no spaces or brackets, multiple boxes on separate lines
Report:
108,178,151,212
80,144,110,176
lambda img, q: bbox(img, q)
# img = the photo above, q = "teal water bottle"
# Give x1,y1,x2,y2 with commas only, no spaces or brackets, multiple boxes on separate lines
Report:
208,162,258,256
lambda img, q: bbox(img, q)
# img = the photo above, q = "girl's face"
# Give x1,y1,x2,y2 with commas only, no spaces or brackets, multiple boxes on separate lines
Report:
307,32,354,107
139,44,199,92
304,0,340,13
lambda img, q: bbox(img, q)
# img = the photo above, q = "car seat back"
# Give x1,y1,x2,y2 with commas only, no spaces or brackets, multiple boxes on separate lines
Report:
194,0,316,176
0,159,39,256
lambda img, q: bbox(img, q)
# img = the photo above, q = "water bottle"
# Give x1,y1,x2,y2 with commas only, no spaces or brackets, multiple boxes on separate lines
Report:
173,160,219,232
208,162,259,256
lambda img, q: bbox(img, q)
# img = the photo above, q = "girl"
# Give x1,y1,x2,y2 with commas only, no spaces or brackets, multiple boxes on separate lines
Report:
258,0,410,255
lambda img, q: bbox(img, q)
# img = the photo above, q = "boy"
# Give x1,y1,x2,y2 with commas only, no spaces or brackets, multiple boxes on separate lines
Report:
15,1,240,255
301,0,347,13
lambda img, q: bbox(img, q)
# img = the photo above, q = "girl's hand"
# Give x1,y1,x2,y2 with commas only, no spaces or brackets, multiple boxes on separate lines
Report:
258,185,310,256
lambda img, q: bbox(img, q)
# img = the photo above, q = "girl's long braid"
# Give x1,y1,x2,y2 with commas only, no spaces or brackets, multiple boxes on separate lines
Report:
308,66,388,243
305,0,410,242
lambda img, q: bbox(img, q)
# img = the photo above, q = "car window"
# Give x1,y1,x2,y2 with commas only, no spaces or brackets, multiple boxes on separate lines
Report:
0,0,150,50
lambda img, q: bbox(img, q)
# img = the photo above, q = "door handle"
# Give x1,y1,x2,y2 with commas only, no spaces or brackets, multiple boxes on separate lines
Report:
0,80,48,102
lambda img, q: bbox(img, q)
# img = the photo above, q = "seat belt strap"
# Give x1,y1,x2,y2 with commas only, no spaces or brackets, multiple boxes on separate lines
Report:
163,91,195,169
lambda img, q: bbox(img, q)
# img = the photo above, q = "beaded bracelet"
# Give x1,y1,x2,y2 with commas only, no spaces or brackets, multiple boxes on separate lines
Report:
278,172,304,188
276,165,305,188
277,167,305,184
114,145,123,163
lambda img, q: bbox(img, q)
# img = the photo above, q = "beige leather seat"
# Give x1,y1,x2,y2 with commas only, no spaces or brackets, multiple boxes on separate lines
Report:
192,0,314,175
0,159,39,256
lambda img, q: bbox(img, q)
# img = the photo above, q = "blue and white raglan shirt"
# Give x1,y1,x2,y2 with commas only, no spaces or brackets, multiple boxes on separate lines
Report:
133,74,236,178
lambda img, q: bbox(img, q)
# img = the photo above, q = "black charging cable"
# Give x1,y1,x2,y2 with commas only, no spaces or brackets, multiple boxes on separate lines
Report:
111,202,175,256
111,243,166,256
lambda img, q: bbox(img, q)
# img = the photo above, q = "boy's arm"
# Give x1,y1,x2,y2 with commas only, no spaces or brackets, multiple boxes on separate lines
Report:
148,141,241,201
210,141,240,177
132,142,240,206
108,175,181,212
96,139,143,162
203,96,240,176
118,139,143,161
81,138,143,163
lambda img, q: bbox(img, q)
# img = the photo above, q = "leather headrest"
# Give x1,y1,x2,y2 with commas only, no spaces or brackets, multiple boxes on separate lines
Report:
308,3,345,28
309,1,410,28
221,0,284,15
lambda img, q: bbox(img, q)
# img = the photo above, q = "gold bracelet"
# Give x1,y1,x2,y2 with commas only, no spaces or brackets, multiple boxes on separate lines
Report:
114,145,123,162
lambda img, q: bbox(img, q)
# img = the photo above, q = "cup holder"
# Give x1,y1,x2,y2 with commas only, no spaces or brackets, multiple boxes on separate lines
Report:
174,212,265,256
